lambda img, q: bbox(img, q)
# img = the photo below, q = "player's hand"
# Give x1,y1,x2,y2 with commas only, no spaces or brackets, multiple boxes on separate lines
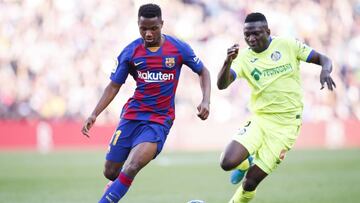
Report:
226,44,239,62
81,115,96,138
197,101,210,120
320,69,336,91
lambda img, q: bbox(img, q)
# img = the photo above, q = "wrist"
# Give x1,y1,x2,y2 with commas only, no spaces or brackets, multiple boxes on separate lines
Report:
201,99,210,105
225,57,233,64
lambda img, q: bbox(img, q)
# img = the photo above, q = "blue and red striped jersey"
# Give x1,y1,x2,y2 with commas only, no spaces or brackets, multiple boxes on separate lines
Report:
110,34,204,127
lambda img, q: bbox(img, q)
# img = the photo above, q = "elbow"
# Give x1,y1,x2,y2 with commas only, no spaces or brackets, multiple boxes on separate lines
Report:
217,81,227,90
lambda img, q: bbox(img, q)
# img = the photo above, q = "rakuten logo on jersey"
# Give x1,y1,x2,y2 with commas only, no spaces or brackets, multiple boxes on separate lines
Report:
137,71,174,83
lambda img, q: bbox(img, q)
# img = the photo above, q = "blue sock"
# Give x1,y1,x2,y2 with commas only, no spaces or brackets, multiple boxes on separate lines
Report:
99,172,133,203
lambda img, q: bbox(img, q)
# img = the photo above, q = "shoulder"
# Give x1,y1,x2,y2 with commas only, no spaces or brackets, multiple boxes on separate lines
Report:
165,35,186,44
272,36,299,46
270,36,302,52
165,35,193,49
117,38,143,59
123,38,143,52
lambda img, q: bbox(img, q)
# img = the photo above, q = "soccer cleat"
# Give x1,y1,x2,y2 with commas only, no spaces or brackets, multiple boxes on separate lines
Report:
230,156,253,184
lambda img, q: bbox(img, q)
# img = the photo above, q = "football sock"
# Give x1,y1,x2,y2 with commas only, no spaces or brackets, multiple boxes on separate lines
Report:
229,185,256,203
99,172,133,203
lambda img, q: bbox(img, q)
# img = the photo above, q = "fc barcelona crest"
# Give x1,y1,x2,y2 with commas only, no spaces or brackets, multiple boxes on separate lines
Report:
165,57,175,68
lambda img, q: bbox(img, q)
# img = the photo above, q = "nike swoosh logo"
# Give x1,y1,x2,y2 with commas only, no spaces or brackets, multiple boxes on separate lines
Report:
134,61,144,66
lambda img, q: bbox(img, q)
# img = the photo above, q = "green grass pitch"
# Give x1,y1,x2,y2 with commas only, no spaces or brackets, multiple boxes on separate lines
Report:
0,149,359,203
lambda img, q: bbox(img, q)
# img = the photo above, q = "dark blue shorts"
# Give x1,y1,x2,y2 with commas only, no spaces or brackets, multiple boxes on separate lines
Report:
105,119,171,163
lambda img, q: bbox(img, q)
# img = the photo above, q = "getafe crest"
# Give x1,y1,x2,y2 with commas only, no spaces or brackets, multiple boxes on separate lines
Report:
271,51,281,61
165,57,175,68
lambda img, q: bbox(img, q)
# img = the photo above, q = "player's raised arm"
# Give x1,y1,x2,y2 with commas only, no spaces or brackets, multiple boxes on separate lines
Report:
217,44,239,90
197,66,211,120
307,50,336,91
81,81,122,137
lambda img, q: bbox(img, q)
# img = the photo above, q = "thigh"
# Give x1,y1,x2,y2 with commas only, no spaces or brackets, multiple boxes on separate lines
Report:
221,140,249,168
122,142,158,177
106,119,139,163
132,122,170,159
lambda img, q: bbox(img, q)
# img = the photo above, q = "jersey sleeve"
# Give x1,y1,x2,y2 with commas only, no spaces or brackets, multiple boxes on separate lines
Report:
110,46,133,84
179,41,204,74
287,38,314,62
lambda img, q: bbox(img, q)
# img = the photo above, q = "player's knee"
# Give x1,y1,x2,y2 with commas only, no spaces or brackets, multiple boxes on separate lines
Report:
220,157,236,171
103,168,118,181
243,178,258,191
123,161,143,177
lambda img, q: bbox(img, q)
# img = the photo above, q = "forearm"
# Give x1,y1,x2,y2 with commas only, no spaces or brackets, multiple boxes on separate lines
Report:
91,83,120,117
199,67,211,104
217,58,233,89
319,54,332,73
309,51,332,72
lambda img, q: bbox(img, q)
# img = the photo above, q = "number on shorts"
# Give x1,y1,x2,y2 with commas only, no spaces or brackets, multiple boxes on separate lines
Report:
112,130,121,146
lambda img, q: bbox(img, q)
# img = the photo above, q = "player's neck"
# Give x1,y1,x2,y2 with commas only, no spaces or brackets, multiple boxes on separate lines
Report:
145,35,165,52
253,37,272,53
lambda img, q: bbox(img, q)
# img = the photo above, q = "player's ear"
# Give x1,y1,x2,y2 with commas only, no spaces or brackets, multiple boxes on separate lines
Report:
266,28,271,36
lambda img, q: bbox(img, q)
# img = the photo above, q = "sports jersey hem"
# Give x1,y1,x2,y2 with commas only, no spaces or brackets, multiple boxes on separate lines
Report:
121,116,173,128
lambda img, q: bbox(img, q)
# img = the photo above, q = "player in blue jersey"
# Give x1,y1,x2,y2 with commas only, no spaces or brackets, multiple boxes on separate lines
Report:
81,3,211,203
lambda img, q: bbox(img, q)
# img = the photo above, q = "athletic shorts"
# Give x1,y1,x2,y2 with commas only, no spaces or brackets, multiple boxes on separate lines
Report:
106,119,171,163
233,113,301,174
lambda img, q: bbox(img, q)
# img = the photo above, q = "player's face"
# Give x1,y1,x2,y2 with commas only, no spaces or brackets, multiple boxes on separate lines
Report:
243,21,270,53
138,16,163,47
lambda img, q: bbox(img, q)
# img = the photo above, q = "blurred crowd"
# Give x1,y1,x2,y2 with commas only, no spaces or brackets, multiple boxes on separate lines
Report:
1,0,360,123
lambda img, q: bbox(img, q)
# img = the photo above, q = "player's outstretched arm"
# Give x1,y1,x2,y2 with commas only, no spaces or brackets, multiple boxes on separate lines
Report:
217,44,238,90
197,66,211,120
81,81,122,137
307,50,336,91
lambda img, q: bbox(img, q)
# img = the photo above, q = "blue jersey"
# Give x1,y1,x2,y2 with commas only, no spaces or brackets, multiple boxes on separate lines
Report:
110,34,204,127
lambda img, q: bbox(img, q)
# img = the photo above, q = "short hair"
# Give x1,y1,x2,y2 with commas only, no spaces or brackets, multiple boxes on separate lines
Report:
138,4,162,18
244,12,267,23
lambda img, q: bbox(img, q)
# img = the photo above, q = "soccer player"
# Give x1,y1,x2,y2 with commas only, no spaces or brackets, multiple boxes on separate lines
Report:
217,13,336,203
81,4,211,202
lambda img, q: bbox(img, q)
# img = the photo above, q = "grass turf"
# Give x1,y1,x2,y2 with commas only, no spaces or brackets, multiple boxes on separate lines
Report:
0,149,359,203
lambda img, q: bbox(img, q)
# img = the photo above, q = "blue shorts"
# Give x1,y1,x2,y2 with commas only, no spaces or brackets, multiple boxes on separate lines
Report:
106,119,171,163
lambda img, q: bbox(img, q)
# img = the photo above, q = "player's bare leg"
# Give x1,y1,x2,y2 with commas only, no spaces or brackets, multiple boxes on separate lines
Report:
104,160,124,181
122,142,158,177
243,165,267,191
99,142,158,203
220,140,249,171
102,161,124,192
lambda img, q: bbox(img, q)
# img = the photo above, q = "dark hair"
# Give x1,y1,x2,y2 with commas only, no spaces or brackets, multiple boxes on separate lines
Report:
244,12,267,23
138,3,162,18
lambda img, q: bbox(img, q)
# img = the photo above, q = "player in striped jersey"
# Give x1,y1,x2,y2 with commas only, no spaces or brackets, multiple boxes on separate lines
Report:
81,4,211,202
